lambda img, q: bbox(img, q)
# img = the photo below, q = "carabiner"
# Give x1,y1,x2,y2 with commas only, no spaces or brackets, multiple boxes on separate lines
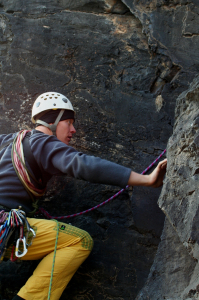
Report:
14,210,23,225
15,237,28,258
26,228,36,247
7,211,12,226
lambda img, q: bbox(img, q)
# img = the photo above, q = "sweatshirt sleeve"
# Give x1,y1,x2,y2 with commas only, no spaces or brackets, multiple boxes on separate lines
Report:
30,132,131,188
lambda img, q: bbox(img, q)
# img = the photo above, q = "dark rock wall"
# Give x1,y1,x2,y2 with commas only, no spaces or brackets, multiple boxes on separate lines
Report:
0,0,198,299
136,218,197,300
136,75,199,300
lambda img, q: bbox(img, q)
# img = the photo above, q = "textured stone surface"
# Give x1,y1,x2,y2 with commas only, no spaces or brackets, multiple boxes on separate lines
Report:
0,0,198,299
159,76,199,259
136,218,197,300
137,72,199,300
122,0,199,125
122,0,199,69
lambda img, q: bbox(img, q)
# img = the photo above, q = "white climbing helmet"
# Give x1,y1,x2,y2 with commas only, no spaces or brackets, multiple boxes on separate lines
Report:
31,92,74,124
31,92,75,136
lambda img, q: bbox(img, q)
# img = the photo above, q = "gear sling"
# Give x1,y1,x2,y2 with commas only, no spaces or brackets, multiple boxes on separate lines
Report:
0,131,40,262
0,130,57,299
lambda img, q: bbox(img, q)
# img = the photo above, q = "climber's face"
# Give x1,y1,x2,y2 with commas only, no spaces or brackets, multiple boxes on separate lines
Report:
56,119,76,145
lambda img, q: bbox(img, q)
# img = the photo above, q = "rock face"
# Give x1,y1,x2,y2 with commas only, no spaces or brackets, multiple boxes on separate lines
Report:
137,76,199,300
0,0,198,299
136,218,197,300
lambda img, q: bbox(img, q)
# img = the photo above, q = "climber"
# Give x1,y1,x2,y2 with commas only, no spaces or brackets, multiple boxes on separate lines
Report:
0,92,167,300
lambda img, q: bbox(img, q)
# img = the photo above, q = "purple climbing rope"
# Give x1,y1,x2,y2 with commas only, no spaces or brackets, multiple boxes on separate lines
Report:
37,149,166,220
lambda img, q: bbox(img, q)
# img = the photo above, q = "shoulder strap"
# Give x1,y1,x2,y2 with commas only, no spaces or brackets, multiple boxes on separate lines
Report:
0,139,14,151
0,132,43,184
22,132,43,184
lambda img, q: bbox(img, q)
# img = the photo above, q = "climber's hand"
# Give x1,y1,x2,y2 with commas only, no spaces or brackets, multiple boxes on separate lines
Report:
148,159,167,188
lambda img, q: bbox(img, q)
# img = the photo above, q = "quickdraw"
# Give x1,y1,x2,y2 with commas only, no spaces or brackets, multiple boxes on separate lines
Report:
0,208,36,262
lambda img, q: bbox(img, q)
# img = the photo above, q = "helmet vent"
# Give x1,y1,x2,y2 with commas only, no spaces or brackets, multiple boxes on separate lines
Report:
62,98,68,103
44,98,47,100
36,102,40,107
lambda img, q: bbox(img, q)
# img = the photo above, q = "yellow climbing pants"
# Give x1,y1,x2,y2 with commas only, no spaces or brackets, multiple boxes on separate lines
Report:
16,218,93,300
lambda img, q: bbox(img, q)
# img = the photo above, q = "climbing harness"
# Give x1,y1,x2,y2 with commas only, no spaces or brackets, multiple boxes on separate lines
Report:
36,149,167,220
0,208,35,262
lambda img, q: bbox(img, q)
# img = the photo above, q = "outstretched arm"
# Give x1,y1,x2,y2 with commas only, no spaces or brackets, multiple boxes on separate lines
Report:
128,159,167,188
31,131,167,188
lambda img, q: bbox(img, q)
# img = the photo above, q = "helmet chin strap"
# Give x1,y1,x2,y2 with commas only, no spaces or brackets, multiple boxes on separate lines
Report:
35,109,65,136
